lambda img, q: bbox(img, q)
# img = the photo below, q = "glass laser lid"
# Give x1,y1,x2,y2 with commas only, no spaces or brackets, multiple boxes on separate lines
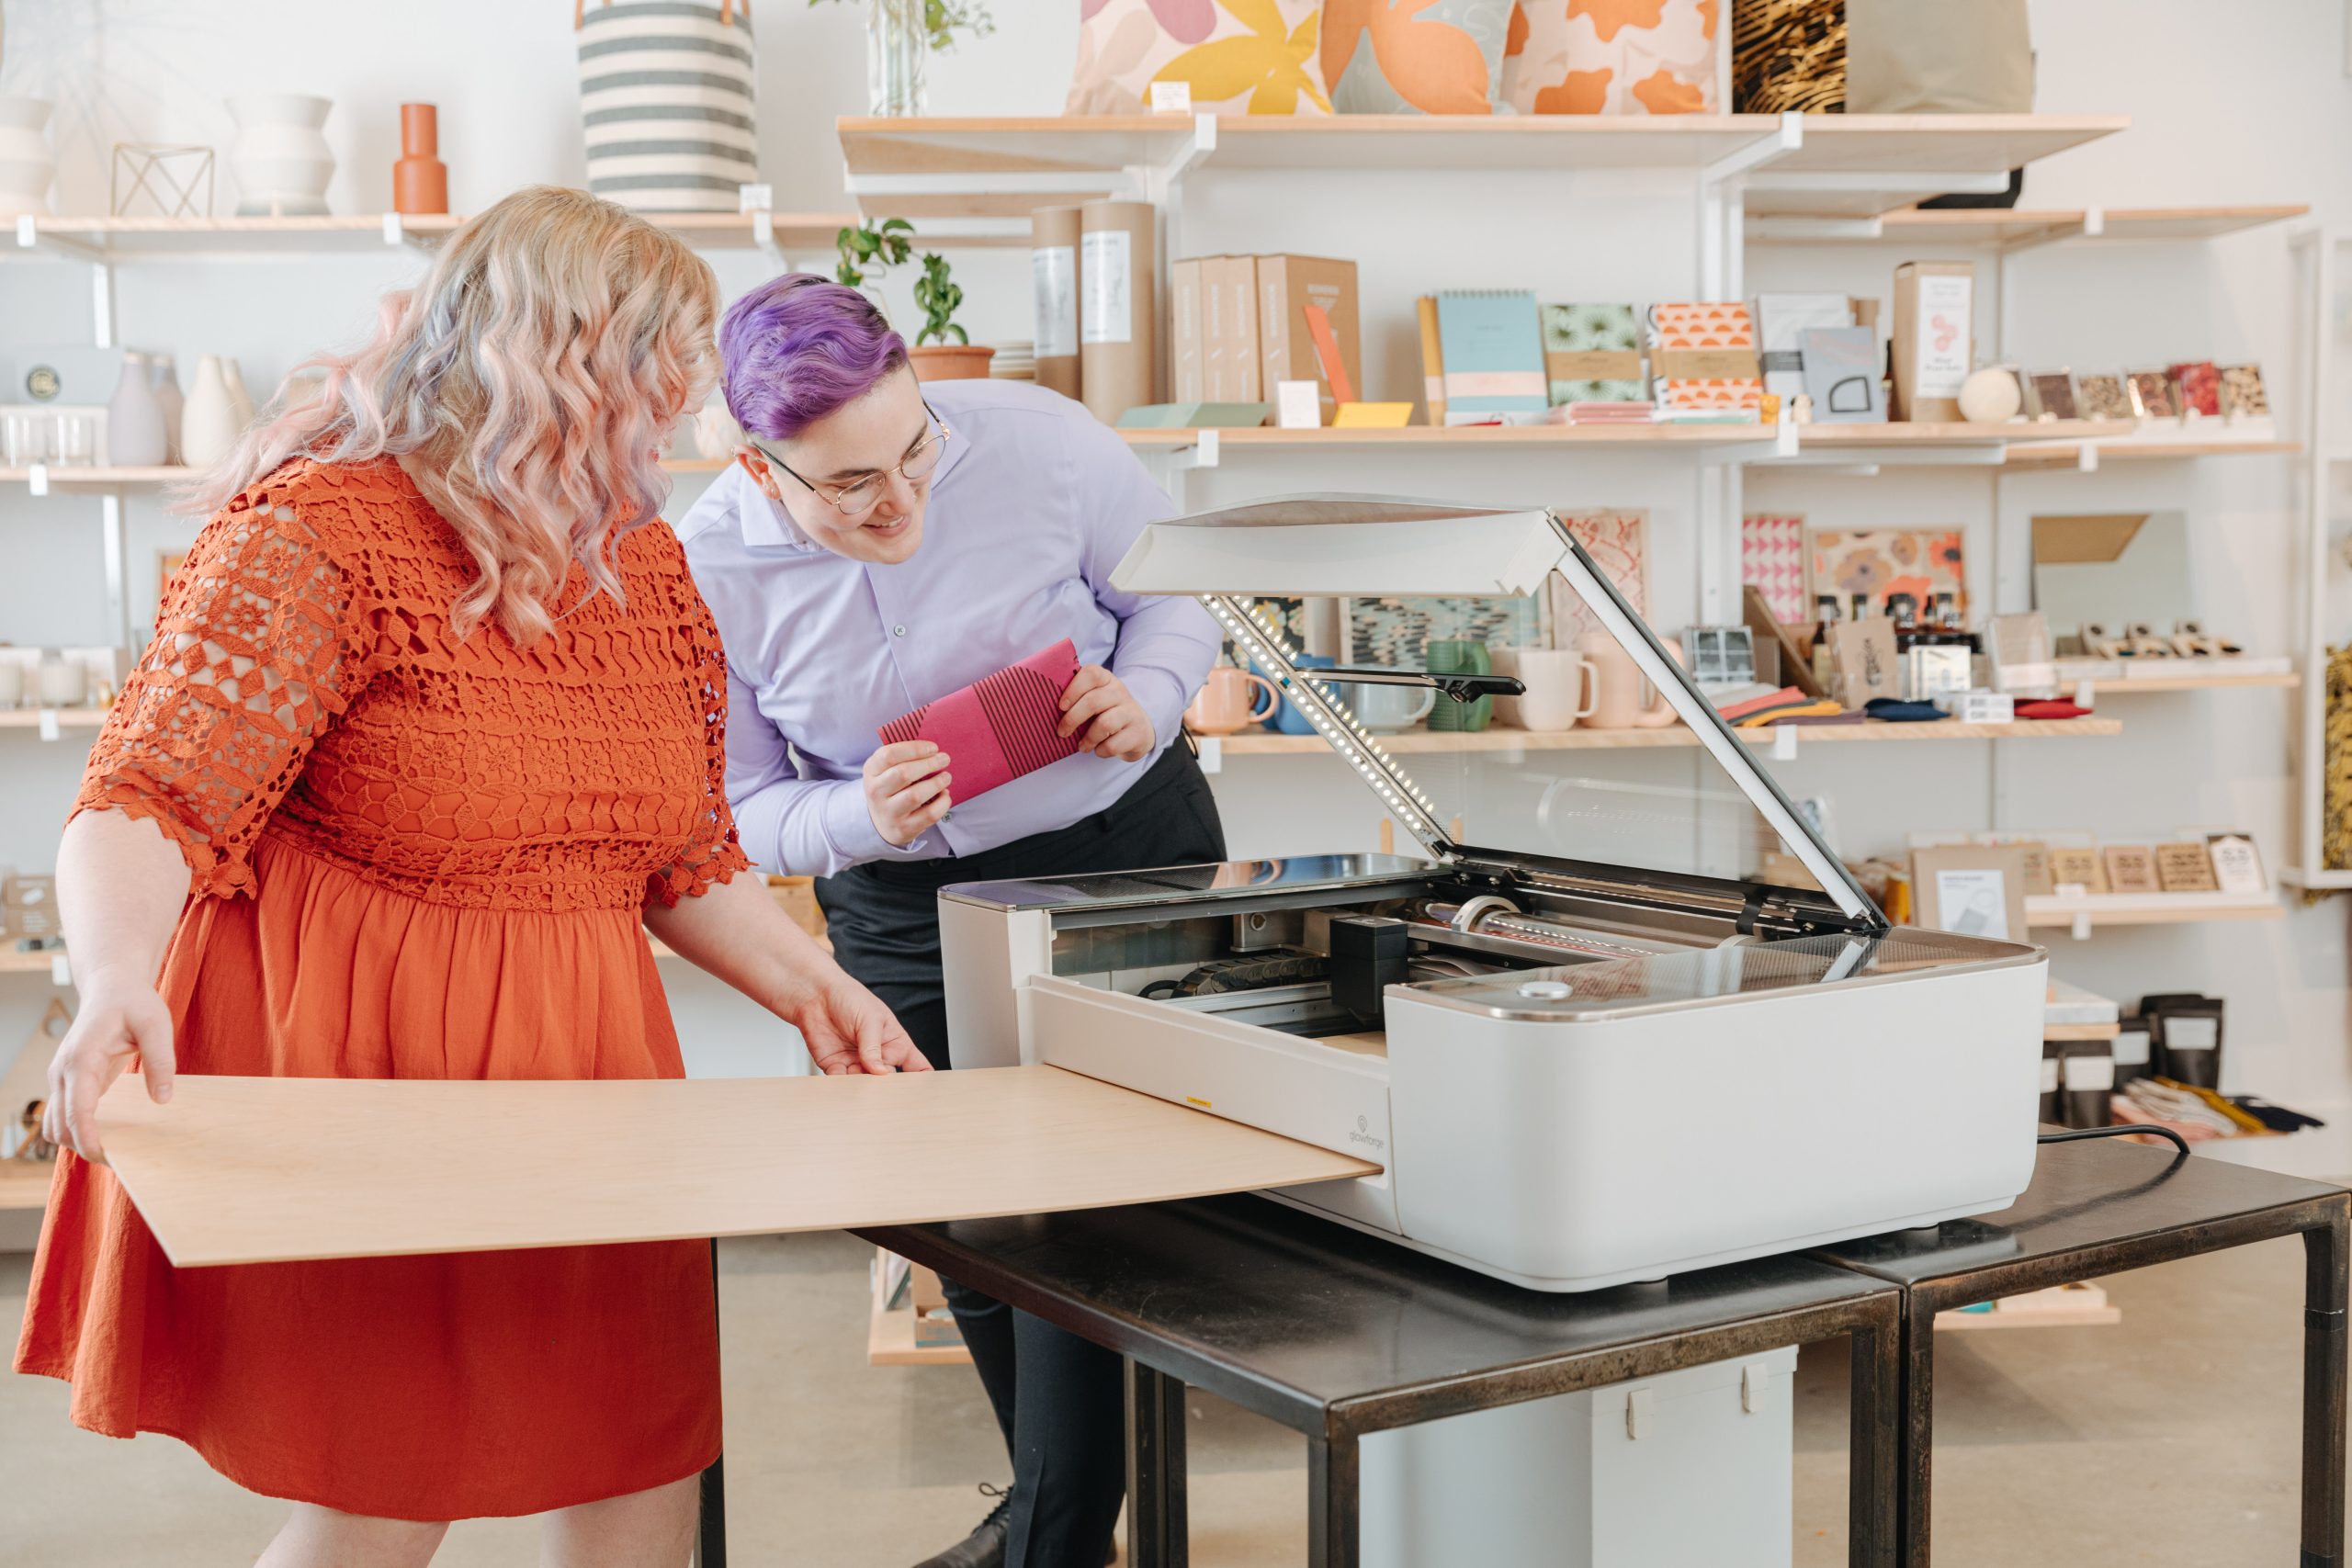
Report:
1110,494,1880,926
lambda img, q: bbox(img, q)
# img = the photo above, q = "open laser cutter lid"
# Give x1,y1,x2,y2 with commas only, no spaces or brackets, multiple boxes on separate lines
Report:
1111,493,1885,934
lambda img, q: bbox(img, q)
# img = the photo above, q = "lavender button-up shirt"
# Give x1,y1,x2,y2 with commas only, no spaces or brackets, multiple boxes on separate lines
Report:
675,378,1220,877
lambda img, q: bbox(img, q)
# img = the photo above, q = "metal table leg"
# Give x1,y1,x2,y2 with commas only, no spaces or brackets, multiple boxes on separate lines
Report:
697,1237,727,1568
1307,1432,1360,1568
2305,1203,2349,1568
1125,1359,1189,1568
1849,1313,1901,1568
1895,1293,1938,1568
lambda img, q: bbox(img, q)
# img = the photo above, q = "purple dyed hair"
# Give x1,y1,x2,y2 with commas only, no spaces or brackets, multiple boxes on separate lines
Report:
719,274,910,442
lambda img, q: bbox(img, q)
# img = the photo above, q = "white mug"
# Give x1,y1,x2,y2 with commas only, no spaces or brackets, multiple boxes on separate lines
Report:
1512,649,1600,732
36,657,84,708
1346,682,1437,732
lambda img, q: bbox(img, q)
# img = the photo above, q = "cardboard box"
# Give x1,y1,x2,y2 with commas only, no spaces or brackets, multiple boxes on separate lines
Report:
1203,256,1261,402
1170,258,1204,404
1258,255,1360,416
1891,261,1973,422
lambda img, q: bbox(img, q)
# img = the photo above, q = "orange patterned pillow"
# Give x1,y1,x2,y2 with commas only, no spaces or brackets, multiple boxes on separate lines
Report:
1501,0,1722,115
1068,0,1333,116
1323,0,1512,116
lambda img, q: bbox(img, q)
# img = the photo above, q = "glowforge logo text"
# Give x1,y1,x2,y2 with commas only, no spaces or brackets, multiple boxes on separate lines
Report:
1348,1114,1385,1154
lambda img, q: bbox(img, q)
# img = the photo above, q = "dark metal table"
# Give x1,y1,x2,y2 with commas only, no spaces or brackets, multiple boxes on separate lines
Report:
861,1194,1905,1568
1813,1137,2352,1567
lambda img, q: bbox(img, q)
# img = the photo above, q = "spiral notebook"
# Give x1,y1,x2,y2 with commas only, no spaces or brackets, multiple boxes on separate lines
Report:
876,639,1083,802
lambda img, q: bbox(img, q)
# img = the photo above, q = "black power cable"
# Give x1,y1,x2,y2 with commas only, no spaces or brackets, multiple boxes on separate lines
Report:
2038,1123,2192,1158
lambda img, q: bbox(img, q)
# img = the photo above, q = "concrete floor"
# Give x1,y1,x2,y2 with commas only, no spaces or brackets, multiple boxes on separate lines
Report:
0,1226,2329,1565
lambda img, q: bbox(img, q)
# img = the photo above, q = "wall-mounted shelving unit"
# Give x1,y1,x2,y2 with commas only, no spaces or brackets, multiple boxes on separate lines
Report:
1207,717,2120,759
1748,202,2308,250
11,209,881,261
2027,891,2285,939
2075,671,2301,695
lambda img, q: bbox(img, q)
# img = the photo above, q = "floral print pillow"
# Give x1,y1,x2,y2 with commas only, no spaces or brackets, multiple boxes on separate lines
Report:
1502,0,1721,115
1068,0,1333,116
1322,0,1514,115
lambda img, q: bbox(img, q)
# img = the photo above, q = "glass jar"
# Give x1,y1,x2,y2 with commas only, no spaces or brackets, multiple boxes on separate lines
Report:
868,0,927,117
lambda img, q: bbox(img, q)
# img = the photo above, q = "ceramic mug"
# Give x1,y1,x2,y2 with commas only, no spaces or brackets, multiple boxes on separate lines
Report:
1262,653,1336,736
1512,649,1601,732
1577,631,1679,729
1346,682,1436,732
1424,638,1492,734
1185,668,1279,736
36,656,85,709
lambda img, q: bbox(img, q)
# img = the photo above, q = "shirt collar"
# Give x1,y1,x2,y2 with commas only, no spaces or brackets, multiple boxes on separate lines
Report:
734,397,976,553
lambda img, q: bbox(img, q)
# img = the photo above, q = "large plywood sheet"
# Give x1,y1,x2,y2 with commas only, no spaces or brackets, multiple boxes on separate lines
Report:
96,1066,1378,1269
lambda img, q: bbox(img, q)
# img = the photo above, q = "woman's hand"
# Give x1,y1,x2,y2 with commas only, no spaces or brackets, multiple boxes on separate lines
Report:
785,971,933,1075
864,739,952,847
43,974,176,1164
1057,665,1156,761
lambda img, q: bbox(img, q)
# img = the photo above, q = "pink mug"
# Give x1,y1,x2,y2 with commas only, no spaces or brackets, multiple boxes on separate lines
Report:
1185,668,1280,736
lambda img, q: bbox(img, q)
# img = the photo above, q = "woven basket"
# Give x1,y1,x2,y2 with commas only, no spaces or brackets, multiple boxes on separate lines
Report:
576,0,759,213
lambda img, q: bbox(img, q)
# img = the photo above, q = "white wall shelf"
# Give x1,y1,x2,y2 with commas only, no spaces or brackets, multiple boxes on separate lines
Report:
0,1161,52,1213
2000,437,2301,469
10,210,918,261
2026,891,2285,937
2076,672,2301,695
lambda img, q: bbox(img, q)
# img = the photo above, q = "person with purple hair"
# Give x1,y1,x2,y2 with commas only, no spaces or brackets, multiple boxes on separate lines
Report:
677,275,1223,1568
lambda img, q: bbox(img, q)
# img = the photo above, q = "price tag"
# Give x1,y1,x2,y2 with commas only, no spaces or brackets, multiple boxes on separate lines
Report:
38,708,60,742
1274,379,1321,430
737,183,775,213
1148,82,1193,114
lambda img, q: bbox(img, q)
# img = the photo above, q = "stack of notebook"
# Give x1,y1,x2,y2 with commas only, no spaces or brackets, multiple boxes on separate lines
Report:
1646,301,1764,423
1540,302,1652,423
1418,289,1548,426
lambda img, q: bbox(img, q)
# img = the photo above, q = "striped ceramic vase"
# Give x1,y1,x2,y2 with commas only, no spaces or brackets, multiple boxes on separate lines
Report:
576,0,760,213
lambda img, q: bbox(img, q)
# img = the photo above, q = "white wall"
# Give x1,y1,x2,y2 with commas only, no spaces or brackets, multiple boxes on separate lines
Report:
2,1,2349,1122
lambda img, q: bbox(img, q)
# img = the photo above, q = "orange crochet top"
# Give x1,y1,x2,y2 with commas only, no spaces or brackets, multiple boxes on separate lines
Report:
74,457,750,912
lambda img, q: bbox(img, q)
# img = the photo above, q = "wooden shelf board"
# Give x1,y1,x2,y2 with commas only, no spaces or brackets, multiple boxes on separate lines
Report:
1747,115,2128,218
2042,1022,2122,1043
1798,419,2133,448
2077,671,2301,694
2002,438,2302,468
1211,717,2120,755
0,947,66,974
0,465,192,487
0,709,108,729
1117,423,1773,452
2026,893,2283,928
1755,203,2308,249
0,1161,54,1212
20,211,863,258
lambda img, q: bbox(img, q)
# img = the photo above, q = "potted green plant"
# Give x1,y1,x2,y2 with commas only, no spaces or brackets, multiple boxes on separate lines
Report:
835,219,995,381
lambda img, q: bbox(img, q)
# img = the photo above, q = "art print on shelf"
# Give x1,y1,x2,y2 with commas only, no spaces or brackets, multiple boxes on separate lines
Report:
1546,508,1649,644
2127,369,2180,421
1740,513,1807,626
2024,371,2079,423
1806,529,1967,621
2075,373,2133,423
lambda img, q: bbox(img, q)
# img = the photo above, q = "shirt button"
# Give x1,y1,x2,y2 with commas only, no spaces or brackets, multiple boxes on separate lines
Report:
942,809,954,821
893,624,907,637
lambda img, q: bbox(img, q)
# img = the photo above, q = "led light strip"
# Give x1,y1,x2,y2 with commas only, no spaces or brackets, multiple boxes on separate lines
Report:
1204,593,1454,858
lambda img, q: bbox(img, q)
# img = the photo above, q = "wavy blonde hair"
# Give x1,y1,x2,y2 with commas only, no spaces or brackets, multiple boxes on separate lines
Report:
189,186,718,643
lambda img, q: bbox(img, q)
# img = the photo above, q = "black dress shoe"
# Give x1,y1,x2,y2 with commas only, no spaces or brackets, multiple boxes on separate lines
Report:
912,1484,1012,1568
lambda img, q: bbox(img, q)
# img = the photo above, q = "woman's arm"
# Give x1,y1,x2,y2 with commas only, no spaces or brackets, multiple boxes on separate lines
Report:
42,809,195,1161
642,874,931,1075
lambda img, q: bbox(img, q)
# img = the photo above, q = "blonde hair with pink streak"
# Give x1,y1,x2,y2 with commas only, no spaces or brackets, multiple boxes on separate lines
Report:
188,186,718,644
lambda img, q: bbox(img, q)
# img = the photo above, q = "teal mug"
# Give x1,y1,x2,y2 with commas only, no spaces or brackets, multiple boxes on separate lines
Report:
1424,638,1492,733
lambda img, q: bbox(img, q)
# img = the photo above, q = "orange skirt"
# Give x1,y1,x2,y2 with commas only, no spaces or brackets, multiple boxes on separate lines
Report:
13,836,721,1521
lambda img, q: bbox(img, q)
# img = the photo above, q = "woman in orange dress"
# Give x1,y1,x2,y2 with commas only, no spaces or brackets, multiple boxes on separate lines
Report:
14,186,928,1565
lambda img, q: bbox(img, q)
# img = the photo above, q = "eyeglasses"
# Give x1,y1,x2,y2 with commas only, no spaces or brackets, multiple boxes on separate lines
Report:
752,404,951,519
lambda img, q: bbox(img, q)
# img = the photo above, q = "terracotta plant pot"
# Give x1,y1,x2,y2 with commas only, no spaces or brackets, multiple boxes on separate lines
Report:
908,344,996,382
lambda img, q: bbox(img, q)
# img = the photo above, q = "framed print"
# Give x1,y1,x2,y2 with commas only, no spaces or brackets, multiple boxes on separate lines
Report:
1740,513,1806,626
1807,528,1967,621
2127,369,2180,420
2024,370,2079,423
1911,844,2028,942
2075,373,2133,422
1546,508,1649,646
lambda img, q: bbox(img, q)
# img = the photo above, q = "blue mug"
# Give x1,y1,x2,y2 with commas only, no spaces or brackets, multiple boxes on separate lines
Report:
1257,653,1336,735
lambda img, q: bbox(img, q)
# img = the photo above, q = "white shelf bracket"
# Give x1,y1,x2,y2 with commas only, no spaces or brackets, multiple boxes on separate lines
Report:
1170,429,1221,470
1771,725,1799,761
2076,442,2100,473
380,211,405,246
14,214,32,249
1697,113,1801,299
752,209,782,270
26,464,48,498
2069,912,2094,942
2081,205,2105,239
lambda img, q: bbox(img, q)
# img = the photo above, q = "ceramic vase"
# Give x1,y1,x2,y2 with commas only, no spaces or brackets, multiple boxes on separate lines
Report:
221,358,257,428
151,355,186,465
180,355,243,469
393,103,448,215
106,353,169,468
0,97,56,218
229,93,335,217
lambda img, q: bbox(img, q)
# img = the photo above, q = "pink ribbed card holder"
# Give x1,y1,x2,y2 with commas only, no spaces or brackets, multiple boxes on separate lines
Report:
876,639,1083,801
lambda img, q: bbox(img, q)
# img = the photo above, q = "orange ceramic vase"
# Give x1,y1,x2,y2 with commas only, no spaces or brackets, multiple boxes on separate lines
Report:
392,102,447,215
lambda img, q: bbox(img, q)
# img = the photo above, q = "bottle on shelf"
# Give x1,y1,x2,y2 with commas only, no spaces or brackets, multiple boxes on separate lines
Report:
105,351,168,468
151,355,185,466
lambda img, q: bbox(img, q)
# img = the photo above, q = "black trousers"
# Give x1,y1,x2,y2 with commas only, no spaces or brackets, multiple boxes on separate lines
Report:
816,743,1226,1568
